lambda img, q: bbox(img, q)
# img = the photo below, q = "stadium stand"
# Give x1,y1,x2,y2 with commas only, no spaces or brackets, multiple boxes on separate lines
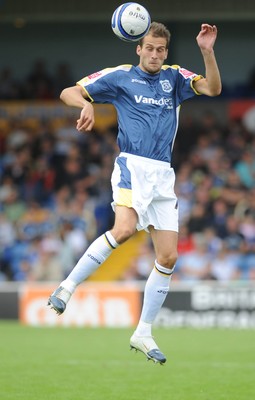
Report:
1,60,255,283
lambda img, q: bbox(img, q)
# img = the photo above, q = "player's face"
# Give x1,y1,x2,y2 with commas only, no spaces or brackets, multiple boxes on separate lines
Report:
137,34,168,74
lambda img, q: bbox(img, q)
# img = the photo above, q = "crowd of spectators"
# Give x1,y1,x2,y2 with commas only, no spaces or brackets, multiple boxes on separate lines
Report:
1,60,255,284
0,113,118,282
0,60,74,100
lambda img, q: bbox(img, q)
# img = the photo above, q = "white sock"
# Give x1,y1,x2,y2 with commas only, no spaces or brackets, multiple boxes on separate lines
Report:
60,231,118,293
135,260,174,336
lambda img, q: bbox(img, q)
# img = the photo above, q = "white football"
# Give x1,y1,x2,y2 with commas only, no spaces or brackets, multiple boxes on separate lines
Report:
111,2,151,42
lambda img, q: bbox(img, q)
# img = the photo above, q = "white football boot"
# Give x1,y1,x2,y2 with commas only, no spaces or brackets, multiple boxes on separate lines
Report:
130,333,167,364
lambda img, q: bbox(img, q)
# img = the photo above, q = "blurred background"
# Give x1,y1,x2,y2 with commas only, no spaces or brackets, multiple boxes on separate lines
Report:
1,1,255,327
0,0,255,94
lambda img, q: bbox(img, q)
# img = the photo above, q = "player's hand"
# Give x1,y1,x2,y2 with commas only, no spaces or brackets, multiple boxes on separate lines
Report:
196,24,218,54
76,102,95,132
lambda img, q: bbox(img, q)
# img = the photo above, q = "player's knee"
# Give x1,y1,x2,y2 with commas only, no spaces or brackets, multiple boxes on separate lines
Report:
111,226,136,244
157,252,178,269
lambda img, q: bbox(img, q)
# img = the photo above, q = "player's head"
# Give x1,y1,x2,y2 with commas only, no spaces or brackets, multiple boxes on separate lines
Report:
136,22,170,74
139,22,171,48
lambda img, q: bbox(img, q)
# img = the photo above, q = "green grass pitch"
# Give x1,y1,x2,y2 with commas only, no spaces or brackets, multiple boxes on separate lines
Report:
0,321,254,400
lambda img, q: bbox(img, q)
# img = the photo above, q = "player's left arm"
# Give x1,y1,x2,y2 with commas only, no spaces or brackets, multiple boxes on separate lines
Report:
193,24,222,97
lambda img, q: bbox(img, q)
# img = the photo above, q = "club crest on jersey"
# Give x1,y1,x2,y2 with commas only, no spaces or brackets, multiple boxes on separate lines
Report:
160,80,172,93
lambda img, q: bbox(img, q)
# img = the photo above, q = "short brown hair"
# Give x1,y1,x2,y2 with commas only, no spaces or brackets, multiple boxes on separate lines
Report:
139,21,171,48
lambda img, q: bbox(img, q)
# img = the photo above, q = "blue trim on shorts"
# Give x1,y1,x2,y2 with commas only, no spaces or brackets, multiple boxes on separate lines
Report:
116,157,132,189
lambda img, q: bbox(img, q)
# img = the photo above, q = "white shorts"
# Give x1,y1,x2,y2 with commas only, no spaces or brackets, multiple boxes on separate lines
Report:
111,152,179,232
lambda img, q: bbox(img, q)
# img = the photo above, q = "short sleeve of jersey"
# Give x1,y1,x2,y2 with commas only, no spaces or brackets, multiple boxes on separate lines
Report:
77,65,132,104
169,65,203,103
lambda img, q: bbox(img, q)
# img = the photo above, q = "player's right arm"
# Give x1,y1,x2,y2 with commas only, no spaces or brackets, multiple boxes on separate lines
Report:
60,85,95,132
60,66,124,132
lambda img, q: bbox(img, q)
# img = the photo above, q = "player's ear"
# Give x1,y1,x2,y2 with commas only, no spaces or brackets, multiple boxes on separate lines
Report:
164,49,168,60
136,45,141,56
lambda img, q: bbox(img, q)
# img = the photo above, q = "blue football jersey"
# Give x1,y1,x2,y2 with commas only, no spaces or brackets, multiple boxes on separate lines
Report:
77,65,202,163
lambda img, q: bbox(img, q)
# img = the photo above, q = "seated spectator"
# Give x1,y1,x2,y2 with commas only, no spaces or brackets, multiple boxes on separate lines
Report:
0,67,20,99
176,233,212,282
24,59,54,99
53,62,74,97
122,240,155,281
0,212,16,249
1,234,37,281
235,149,255,189
187,203,210,234
239,211,255,244
29,235,64,282
203,227,222,256
224,214,245,251
1,184,27,223
220,170,247,209
207,198,229,238
177,224,195,255
209,242,240,282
